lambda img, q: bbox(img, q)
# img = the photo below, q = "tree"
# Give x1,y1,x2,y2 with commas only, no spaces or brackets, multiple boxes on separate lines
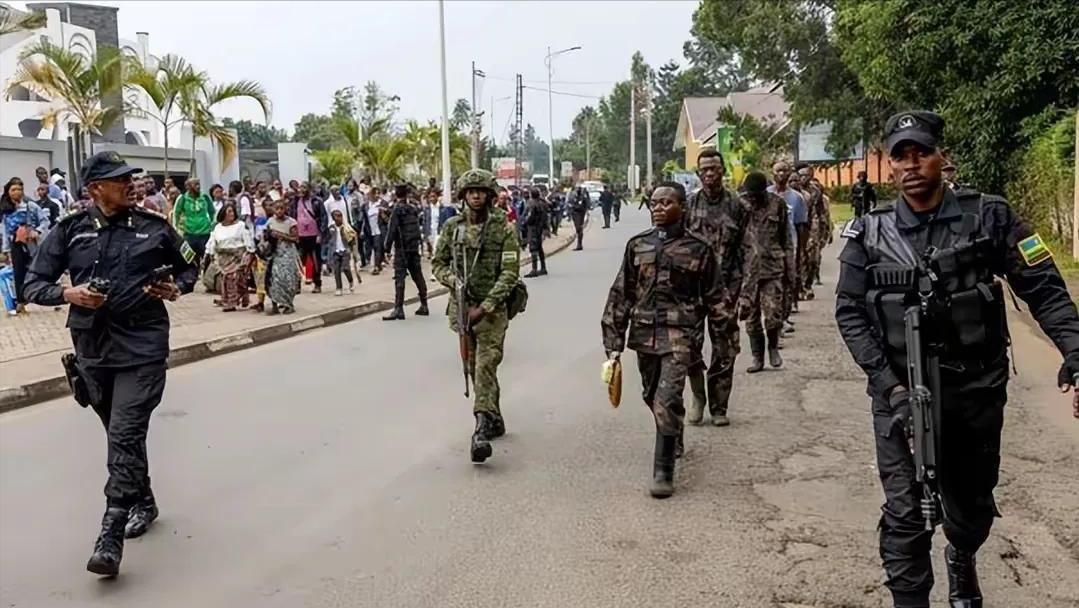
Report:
221,117,288,149
6,40,126,171
124,54,204,180
293,113,342,150
451,98,472,131
0,5,46,36
360,80,399,139
312,148,356,184
184,79,271,177
356,138,410,185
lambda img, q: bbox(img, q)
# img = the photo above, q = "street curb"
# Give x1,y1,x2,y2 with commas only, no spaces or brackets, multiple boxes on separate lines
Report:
0,229,580,414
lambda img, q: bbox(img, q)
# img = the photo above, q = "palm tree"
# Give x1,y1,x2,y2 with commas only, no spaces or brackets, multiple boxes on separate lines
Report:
123,54,204,182
184,80,271,178
0,6,46,36
356,139,410,185
5,40,125,173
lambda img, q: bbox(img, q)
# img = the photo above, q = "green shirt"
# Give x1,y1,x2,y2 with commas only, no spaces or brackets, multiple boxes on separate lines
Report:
173,193,214,235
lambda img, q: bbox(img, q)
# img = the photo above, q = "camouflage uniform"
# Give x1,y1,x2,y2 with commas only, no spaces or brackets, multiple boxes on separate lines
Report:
684,186,747,418
432,187,520,418
739,192,793,335
800,182,830,292
601,222,723,437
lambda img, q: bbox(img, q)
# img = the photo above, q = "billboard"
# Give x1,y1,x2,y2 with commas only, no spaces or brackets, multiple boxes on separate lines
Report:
560,161,573,179
797,121,864,162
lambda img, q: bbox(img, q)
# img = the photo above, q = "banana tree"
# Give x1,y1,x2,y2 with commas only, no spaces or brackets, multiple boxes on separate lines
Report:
5,40,125,176
184,80,271,179
123,54,203,184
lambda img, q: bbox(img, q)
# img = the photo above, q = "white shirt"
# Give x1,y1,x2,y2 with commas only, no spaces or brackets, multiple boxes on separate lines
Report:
366,202,381,236
206,221,254,255
331,224,348,252
325,196,350,225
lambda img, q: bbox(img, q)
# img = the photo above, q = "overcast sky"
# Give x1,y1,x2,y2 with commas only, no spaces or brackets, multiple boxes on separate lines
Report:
13,1,698,143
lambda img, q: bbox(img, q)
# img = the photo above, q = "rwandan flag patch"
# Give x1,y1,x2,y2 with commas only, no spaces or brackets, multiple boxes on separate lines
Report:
180,241,196,264
1017,233,1051,266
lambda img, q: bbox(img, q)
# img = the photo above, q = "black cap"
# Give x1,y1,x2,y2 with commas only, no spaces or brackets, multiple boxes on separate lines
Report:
79,151,142,184
883,111,943,155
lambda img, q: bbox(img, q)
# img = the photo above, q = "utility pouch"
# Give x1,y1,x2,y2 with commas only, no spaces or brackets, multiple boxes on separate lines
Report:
61,353,102,408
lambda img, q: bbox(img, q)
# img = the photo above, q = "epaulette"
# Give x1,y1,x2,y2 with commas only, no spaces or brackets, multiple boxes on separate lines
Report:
57,209,87,225
840,217,864,240
132,206,169,222
868,200,895,214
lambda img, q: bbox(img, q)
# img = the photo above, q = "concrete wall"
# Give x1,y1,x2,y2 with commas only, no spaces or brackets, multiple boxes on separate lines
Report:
278,143,312,185
0,136,69,190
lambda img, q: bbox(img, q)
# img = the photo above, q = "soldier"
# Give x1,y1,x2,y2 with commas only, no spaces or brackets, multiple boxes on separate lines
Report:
836,110,1079,608
522,188,549,278
432,169,522,463
601,181,724,498
739,171,794,373
795,163,831,298
24,151,199,576
568,187,589,251
683,149,747,427
851,170,877,217
382,184,429,320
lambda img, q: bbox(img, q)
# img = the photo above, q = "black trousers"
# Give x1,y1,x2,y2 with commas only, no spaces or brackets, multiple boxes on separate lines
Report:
10,242,31,304
184,233,210,269
571,214,585,248
872,383,1005,604
87,362,167,509
613,202,621,221
393,249,427,306
601,207,611,228
298,235,323,287
363,234,384,268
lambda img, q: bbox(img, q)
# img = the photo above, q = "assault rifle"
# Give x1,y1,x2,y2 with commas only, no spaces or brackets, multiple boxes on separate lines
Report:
904,254,943,531
454,234,475,398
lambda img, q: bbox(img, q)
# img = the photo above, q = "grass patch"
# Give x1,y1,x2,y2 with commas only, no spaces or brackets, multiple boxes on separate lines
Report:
830,202,854,226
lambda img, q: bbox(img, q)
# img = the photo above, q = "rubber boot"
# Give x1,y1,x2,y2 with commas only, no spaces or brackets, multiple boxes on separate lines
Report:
470,412,493,463
524,257,539,278
767,328,784,368
746,332,766,373
686,371,706,425
537,250,548,276
649,432,676,498
488,412,506,439
382,306,405,321
708,372,731,427
86,506,129,576
946,545,983,608
124,498,158,539
415,297,430,316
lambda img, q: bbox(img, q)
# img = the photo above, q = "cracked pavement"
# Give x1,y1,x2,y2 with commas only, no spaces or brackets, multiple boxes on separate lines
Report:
1,208,1076,607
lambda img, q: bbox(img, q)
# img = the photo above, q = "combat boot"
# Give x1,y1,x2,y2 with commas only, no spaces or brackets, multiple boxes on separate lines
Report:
415,298,430,316
945,545,983,608
86,506,129,577
675,430,684,459
124,498,158,539
382,306,405,321
686,372,706,425
767,328,784,368
488,412,506,439
746,332,766,373
470,412,493,463
649,432,676,498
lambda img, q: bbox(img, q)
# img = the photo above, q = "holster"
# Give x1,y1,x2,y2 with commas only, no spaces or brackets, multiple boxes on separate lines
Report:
61,353,102,408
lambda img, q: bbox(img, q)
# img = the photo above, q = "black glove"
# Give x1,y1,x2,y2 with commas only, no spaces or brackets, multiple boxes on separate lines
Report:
889,386,914,441
1057,353,1079,389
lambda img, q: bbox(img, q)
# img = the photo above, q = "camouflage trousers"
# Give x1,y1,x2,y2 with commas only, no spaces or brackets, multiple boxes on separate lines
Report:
743,278,786,335
802,234,823,290
637,353,689,437
470,310,509,415
688,315,740,416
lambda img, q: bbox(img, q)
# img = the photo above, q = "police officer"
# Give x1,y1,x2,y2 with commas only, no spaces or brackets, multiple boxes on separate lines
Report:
24,151,199,577
851,170,877,217
835,111,1079,608
432,169,522,463
382,184,429,320
523,188,549,278
568,187,589,251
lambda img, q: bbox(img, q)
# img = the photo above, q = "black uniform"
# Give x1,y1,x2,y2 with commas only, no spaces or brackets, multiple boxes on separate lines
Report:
384,198,428,308
851,179,877,217
523,197,549,276
569,190,589,250
599,190,614,228
835,189,1079,604
25,204,198,508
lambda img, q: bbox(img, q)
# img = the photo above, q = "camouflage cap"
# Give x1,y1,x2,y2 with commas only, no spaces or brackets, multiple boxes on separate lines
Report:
455,169,498,198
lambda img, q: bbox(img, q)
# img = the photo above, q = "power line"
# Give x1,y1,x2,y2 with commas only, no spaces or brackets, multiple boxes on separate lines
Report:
522,85,602,100
486,74,617,86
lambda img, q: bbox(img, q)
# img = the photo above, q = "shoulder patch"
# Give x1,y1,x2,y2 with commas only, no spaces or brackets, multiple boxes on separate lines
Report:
132,206,168,222
58,209,87,225
868,201,896,214
501,250,518,263
1017,233,1052,267
180,241,196,264
840,219,862,239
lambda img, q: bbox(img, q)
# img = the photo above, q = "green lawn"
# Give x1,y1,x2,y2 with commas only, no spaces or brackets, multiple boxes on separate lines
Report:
830,202,854,226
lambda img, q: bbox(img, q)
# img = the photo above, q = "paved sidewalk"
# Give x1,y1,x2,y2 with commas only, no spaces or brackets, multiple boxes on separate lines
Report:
1,227,581,410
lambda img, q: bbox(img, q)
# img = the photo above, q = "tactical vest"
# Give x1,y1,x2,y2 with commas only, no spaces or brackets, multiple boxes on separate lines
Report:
863,194,1007,371
394,202,422,248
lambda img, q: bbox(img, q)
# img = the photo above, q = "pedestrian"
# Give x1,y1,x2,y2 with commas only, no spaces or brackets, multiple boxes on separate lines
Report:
50,173,76,212
250,193,272,313
851,170,876,217
601,182,724,497
205,202,254,312
569,187,589,251
209,183,226,217
835,110,1079,608
767,161,807,315
172,177,214,268
523,188,549,278
800,165,831,289
420,188,437,258
612,186,623,222
739,171,793,373
265,199,301,314
599,184,614,228
382,184,429,320
327,209,356,295
141,177,166,215
548,189,564,236
431,169,523,463
437,189,459,232
34,182,62,226
1,177,51,315
289,182,326,293
683,149,748,427
230,180,255,230
74,187,93,214
23,150,199,576
364,188,384,274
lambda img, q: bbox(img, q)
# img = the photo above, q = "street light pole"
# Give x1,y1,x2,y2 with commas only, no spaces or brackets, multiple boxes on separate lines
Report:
437,0,452,203
546,45,581,188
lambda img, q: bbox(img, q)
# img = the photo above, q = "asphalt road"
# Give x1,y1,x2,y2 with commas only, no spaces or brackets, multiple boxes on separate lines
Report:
2,206,1077,608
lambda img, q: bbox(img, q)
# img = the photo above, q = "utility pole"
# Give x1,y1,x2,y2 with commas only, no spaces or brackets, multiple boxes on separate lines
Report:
585,119,591,180
437,0,452,203
514,73,523,189
470,61,480,169
645,74,653,189
629,85,636,194
547,46,555,185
